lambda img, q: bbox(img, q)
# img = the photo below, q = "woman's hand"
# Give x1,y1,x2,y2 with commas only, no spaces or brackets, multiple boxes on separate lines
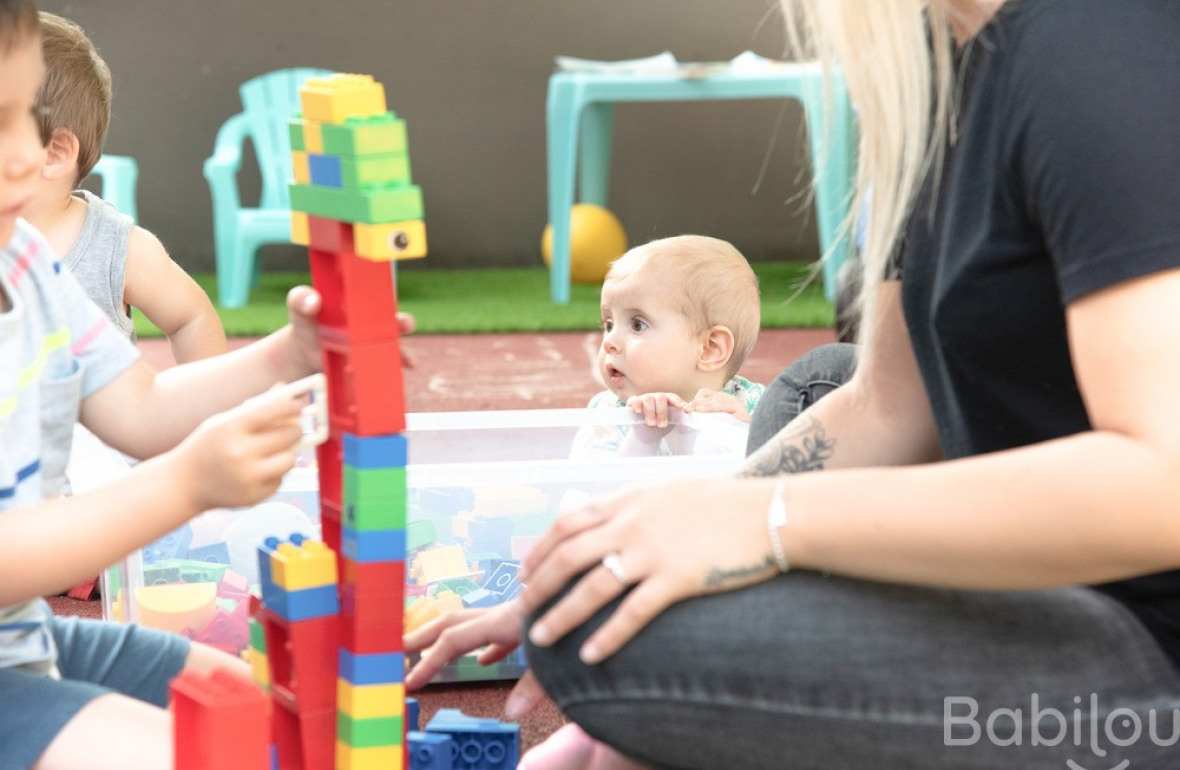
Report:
518,477,780,664
403,600,526,691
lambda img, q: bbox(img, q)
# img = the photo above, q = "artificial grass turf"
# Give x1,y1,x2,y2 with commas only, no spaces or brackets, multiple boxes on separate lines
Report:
133,262,834,338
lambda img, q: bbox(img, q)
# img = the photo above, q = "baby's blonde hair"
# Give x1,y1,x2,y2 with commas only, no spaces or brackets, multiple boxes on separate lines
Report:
37,12,112,182
606,235,761,380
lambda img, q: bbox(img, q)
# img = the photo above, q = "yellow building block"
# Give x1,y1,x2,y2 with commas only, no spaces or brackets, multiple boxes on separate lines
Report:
247,648,270,689
270,539,338,591
354,220,427,262
301,74,387,124
291,211,310,245
292,151,310,184
134,582,218,635
336,741,403,770
411,544,472,584
337,680,405,718
404,592,464,634
294,118,324,154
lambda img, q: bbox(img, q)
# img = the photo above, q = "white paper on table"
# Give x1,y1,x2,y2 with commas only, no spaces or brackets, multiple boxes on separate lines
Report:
554,50,785,79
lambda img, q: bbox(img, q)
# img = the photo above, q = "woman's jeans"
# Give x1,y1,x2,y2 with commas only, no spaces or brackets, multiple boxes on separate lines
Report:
526,574,1180,769
525,342,1180,769
747,342,858,455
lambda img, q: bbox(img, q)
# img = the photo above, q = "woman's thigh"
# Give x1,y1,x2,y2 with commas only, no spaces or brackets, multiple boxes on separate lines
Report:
527,573,1180,770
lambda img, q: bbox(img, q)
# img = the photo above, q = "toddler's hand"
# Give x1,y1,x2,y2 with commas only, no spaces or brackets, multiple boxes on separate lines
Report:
625,392,689,429
687,388,751,423
172,384,305,512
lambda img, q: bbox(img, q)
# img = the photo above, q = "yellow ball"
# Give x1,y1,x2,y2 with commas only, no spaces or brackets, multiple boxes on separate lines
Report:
541,204,628,284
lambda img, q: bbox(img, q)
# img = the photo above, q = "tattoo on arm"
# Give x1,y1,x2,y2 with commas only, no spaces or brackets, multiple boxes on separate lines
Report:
704,556,777,588
740,414,836,478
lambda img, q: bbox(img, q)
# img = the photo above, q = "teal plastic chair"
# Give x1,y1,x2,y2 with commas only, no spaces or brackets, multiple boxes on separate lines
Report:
204,67,333,308
546,63,857,302
90,154,139,222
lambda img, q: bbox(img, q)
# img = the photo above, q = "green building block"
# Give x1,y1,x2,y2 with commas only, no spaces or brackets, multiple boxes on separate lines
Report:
434,578,481,598
406,519,437,553
322,113,407,156
288,119,306,151
337,713,404,748
345,465,406,502
344,499,407,532
344,466,407,531
337,152,411,190
289,182,422,224
249,617,266,653
455,653,501,680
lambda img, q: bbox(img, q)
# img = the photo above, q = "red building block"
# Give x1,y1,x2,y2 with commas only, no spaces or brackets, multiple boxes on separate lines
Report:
316,429,343,509
171,668,269,770
272,703,336,770
320,499,343,572
321,331,407,436
340,558,406,623
308,246,402,344
258,608,340,713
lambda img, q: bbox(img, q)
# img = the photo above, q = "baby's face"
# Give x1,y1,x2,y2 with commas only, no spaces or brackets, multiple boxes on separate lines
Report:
597,271,705,402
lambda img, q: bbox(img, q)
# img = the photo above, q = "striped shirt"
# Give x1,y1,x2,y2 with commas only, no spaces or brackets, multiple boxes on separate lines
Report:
0,219,139,674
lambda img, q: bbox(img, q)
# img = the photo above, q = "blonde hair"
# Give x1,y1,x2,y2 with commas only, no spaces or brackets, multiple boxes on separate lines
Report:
781,1,958,345
606,235,761,379
37,12,112,181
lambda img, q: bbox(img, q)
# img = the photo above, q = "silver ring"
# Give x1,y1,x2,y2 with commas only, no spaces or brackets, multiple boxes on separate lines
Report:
601,551,629,585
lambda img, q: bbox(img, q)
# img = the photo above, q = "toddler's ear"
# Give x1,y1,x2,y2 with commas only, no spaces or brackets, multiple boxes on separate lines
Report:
42,128,80,181
697,325,735,373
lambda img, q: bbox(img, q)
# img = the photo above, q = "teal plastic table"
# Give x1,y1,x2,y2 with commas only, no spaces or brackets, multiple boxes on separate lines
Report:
546,62,856,303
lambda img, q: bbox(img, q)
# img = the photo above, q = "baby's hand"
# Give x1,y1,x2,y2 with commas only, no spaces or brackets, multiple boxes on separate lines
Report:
687,388,751,423
625,392,689,429
171,384,305,512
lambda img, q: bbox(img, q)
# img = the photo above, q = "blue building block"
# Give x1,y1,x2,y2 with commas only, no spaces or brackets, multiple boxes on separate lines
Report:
408,731,454,770
480,562,522,599
185,541,231,565
308,153,343,187
144,525,193,563
260,582,338,621
424,709,519,770
338,650,405,685
341,525,406,563
343,433,408,469
466,516,513,560
256,533,310,593
407,697,420,731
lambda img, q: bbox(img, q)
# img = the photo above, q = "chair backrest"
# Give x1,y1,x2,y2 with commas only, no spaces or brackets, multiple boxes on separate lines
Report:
238,67,333,210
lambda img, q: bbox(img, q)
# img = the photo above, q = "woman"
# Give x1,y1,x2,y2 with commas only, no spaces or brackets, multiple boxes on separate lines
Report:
407,1,1180,767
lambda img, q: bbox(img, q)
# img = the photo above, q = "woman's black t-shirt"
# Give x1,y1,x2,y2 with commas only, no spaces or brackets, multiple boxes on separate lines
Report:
898,0,1180,663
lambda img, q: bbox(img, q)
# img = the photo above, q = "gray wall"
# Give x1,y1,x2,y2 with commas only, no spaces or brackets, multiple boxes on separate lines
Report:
42,0,821,274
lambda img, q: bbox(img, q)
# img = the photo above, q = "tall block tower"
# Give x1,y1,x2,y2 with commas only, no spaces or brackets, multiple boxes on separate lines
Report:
288,71,424,770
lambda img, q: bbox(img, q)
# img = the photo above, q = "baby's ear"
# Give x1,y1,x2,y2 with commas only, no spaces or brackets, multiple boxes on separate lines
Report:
42,128,80,181
698,325,735,373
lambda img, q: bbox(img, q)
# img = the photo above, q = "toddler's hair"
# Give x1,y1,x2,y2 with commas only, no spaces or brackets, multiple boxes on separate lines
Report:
0,0,38,54
607,235,761,379
37,12,111,181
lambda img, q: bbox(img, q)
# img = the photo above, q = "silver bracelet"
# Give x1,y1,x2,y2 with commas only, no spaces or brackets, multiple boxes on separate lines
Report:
767,478,791,573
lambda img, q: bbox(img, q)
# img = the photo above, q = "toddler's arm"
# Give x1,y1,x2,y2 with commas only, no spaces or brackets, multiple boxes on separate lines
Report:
0,387,302,606
123,226,227,363
80,286,322,459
